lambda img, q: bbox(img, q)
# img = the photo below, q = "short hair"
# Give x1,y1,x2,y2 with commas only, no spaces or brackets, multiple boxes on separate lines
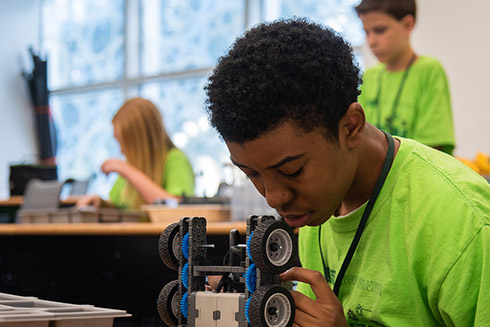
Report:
355,0,417,21
205,18,361,144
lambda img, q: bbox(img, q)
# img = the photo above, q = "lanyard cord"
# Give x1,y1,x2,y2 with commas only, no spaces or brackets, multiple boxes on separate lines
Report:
318,131,395,297
374,54,417,130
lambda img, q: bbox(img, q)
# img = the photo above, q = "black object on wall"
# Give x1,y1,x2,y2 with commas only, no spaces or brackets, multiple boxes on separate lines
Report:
9,164,58,196
23,47,58,167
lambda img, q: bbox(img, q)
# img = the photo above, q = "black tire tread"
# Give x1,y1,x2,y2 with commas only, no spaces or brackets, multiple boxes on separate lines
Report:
157,280,180,327
159,222,180,270
249,284,295,327
250,220,297,273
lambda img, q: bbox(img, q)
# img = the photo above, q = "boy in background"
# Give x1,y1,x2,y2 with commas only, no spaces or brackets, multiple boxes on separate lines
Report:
356,0,456,155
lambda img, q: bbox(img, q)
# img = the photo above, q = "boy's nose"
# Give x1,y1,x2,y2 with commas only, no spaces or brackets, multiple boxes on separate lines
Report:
367,34,377,48
264,182,294,210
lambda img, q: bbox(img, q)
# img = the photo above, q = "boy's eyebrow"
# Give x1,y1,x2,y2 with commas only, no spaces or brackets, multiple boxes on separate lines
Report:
230,157,248,168
230,153,305,170
268,154,305,169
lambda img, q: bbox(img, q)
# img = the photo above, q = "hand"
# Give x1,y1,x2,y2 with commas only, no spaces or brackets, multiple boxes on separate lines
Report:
280,267,347,327
205,275,222,292
101,158,128,175
76,194,102,208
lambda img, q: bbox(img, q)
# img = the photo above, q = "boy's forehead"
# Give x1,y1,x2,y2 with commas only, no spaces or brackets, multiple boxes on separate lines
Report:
226,121,330,167
360,10,397,23
231,122,311,147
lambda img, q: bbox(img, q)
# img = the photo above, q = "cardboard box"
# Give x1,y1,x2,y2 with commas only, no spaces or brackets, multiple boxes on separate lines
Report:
142,204,231,223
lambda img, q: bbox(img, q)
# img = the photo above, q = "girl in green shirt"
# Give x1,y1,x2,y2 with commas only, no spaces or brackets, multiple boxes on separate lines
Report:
77,98,194,210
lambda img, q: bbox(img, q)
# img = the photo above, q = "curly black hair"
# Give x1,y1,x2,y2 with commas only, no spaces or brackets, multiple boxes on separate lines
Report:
205,18,362,144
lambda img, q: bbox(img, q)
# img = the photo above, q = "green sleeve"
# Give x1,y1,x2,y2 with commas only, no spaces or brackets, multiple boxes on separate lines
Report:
109,176,127,209
437,226,490,326
412,61,455,154
163,148,195,197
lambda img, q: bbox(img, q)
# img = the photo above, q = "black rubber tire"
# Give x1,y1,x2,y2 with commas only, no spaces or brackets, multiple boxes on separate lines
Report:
250,219,297,273
249,285,295,327
157,280,180,327
159,222,180,270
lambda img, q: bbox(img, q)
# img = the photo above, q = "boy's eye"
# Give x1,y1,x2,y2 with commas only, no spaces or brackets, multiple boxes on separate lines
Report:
373,27,387,34
281,167,303,179
246,171,260,179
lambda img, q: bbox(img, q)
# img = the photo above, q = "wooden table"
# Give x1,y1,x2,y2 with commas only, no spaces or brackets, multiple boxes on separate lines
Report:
0,220,247,327
0,221,246,235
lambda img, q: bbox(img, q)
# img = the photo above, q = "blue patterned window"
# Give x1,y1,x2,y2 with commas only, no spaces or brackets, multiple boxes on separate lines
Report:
41,0,125,90
263,0,363,46
42,0,364,198
141,0,245,75
50,90,124,196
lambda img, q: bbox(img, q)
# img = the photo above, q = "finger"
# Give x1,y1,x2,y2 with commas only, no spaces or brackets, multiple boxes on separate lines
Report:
101,163,112,174
280,267,337,305
289,290,322,323
206,275,221,291
293,306,319,327
76,196,92,207
93,197,101,208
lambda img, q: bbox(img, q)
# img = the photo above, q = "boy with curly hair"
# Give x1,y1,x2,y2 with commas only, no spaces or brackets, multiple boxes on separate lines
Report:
205,18,490,326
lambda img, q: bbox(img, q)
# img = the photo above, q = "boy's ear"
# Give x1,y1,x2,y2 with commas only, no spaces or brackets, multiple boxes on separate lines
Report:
401,14,416,32
340,102,365,149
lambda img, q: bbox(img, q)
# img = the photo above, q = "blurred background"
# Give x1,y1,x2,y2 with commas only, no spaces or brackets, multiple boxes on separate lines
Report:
1,0,489,200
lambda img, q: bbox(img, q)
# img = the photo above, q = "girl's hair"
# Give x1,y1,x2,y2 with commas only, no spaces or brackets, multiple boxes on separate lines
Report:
355,0,416,21
112,97,175,209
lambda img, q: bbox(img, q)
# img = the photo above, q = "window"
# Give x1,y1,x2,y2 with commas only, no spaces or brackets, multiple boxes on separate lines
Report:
41,0,363,198
42,0,125,89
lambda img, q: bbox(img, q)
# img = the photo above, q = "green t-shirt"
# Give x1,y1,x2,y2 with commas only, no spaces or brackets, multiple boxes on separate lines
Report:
109,148,195,209
358,56,455,155
297,138,490,326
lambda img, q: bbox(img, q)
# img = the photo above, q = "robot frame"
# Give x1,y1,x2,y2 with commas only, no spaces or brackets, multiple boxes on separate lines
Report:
157,215,298,327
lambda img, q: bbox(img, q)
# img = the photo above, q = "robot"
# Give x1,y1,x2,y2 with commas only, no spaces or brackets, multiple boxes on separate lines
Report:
157,215,298,327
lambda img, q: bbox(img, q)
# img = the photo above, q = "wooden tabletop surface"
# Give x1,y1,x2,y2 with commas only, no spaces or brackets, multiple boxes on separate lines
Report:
0,196,81,206
0,221,247,236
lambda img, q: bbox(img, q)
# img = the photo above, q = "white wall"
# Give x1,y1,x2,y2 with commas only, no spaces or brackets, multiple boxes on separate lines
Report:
414,0,490,157
363,0,490,158
0,0,41,198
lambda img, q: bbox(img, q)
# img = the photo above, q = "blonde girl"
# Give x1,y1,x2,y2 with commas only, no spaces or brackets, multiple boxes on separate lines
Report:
77,98,195,210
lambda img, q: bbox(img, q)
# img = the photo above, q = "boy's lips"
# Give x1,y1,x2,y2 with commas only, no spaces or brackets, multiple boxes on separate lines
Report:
281,212,312,228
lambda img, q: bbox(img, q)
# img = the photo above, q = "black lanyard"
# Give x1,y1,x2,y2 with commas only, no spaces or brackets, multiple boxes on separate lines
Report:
374,54,417,131
318,131,395,297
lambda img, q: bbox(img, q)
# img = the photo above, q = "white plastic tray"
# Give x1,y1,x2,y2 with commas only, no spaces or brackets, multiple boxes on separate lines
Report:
0,293,130,326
